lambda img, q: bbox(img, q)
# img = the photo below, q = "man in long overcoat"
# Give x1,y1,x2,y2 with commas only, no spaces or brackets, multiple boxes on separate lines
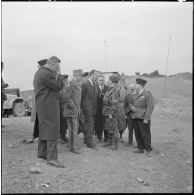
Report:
80,70,98,148
95,75,109,142
33,56,64,168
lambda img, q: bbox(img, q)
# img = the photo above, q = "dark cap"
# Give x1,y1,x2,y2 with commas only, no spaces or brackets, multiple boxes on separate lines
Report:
62,74,68,79
38,59,48,66
109,74,120,83
136,78,147,86
82,72,89,77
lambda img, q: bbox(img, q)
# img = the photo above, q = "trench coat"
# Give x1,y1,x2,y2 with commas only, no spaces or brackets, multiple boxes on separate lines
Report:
30,94,36,122
60,80,81,118
33,66,63,140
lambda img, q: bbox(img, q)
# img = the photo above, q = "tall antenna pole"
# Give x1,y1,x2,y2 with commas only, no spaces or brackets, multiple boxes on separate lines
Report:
104,40,108,72
164,35,171,98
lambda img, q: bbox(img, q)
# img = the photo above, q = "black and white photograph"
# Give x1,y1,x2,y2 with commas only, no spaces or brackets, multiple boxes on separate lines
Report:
1,1,193,193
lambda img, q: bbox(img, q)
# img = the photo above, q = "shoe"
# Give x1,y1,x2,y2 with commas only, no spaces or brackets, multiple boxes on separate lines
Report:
112,137,118,150
133,149,144,153
70,149,81,154
38,156,47,162
60,135,69,143
87,143,96,149
47,160,65,168
59,139,66,144
119,138,124,142
145,151,152,158
97,139,102,143
23,138,34,144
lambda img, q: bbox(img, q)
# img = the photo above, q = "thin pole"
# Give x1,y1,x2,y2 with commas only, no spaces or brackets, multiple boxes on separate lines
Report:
164,35,171,98
104,40,108,72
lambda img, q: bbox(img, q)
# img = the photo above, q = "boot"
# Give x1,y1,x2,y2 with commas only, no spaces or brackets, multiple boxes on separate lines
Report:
103,133,112,147
112,136,118,150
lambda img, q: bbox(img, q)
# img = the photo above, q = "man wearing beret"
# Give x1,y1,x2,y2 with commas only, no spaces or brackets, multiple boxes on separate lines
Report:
130,78,154,157
80,69,98,149
33,56,65,168
102,74,120,150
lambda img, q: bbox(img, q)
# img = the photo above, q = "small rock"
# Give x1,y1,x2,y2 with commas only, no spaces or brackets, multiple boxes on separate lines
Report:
161,154,164,157
144,181,150,186
41,183,50,187
36,163,40,166
186,160,190,163
29,167,41,174
187,185,192,192
136,178,144,183
8,144,14,148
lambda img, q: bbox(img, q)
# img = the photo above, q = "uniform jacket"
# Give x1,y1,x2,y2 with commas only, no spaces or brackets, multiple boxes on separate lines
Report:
124,92,134,115
33,66,63,140
81,79,98,116
131,89,154,121
60,80,81,118
117,84,127,131
2,78,8,101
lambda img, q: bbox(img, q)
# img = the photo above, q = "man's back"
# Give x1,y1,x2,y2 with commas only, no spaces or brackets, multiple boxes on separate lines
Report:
81,79,97,115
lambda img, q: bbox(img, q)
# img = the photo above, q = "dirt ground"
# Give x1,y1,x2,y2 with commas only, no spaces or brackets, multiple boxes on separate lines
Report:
2,96,193,193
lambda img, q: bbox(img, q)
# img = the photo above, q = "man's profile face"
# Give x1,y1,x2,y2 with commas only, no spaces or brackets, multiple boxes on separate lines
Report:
98,76,105,86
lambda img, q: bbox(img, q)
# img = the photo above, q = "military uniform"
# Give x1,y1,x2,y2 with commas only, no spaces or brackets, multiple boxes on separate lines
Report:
131,89,154,152
102,75,120,149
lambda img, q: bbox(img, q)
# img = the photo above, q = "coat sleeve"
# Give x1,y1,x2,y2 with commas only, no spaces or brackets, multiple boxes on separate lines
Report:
61,85,75,107
144,93,154,121
80,82,86,107
124,93,130,115
44,73,64,91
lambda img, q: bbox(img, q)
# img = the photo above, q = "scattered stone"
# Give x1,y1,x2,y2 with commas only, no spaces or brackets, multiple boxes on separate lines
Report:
8,144,14,148
29,167,41,174
136,178,144,183
161,154,164,157
144,181,150,186
41,183,50,187
36,163,40,166
187,185,192,192
186,160,190,163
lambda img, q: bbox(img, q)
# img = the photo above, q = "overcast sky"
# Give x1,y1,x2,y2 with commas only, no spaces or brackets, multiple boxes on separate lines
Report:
2,2,192,90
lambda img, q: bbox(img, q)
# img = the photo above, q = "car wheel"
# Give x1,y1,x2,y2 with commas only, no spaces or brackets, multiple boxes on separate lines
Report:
13,102,26,117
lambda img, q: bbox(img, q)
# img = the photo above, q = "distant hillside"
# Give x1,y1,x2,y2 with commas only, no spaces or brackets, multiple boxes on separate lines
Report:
124,76,192,102
169,72,192,80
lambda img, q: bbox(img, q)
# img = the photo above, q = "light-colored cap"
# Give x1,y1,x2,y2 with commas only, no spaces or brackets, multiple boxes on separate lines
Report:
72,69,83,76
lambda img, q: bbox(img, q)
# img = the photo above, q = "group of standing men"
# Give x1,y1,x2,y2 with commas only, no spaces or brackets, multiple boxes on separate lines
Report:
32,56,154,168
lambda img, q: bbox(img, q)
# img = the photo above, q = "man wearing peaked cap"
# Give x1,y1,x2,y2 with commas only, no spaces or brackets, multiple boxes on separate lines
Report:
73,69,83,77
136,78,147,86
82,72,89,78
130,77,154,157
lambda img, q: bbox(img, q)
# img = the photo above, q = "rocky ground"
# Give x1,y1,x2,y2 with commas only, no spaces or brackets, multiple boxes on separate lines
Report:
2,96,193,193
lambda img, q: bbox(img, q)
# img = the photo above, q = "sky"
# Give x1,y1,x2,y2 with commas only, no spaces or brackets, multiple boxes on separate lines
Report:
2,2,193,90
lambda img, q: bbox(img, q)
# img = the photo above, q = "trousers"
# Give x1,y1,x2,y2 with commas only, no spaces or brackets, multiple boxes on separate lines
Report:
38,139,58,161
66,117,80,151
83,114,95,145
127,114,134,145
133,119,152,152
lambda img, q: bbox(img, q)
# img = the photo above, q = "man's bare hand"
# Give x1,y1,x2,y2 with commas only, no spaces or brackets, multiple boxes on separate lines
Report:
143,119,149,124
